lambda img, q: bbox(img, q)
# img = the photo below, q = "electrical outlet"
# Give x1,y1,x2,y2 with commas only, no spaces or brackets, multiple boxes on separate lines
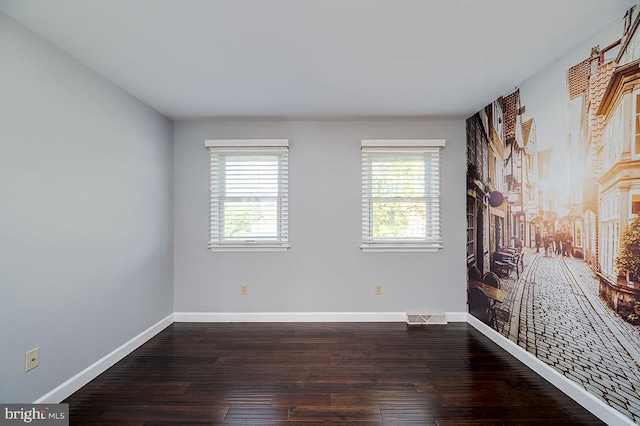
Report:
375,284,382,295
25,348,39,372
240,284,248,295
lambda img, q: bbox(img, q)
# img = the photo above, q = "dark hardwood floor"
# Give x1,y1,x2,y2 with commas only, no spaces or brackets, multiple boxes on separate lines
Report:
64,322,605,425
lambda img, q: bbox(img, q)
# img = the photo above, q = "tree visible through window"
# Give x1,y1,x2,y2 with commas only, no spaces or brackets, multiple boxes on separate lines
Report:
361,139,445,252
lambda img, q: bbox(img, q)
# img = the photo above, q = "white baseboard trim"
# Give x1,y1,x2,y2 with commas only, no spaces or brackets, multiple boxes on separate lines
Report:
444,312,467,322
174,311,468,323
34,313,174,404
173,311,408,322
467,314,634,426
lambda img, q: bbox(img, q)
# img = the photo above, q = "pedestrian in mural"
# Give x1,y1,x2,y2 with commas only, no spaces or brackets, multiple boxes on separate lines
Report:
543,234,550,256
535,230,541,253
554,231,562,255
564,232,573,257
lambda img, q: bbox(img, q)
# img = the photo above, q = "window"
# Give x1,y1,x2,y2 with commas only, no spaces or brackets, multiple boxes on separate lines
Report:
600,193,620,278
467,196,475,265
492,101,503,142
466,115,487,181
575,221,582,248
205,139,289,251
601,42,621,63
631,193,640,217
361,139,445,252
493,155,503,191
635,92,640,157
603,103,623,170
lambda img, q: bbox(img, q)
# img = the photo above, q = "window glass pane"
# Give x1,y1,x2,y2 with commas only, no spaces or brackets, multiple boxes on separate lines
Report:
220,154,281,241
372,200,426,238
602,44,620,62
632,194,640,215
371,158,425,197
636,95,640,155
223,200,277,239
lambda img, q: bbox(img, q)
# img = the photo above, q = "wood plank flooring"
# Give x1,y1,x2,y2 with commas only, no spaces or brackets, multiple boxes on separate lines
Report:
64,322,605,425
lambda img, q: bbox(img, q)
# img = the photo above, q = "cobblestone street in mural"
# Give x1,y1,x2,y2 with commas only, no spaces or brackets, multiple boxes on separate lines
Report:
493,248,640,421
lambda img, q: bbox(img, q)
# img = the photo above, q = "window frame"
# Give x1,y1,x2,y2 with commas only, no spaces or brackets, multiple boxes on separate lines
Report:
360,139,445,253
600,193,620,278
467,196,476,265
630,190,640,218
633,89,640,159
205,139,289,252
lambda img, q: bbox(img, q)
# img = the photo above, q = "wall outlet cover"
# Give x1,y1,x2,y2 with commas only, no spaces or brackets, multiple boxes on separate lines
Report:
25,348,39,372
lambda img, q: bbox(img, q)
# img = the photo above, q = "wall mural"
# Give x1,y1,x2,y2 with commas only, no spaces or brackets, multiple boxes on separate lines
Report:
466,4,640,423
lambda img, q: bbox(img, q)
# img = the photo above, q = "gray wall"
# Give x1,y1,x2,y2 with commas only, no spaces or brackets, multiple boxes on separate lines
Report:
174,119,466,314
0,13,174,402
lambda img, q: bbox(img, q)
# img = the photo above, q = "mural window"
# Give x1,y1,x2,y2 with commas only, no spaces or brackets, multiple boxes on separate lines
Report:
632,193,640,217
466,114,488,181
601,221,620,278
466,120,476,166
632,28,640,62
467,197,475,265
603,103,623,171
492,101,503,142
361,139,445,252
479,110,489,140
635,92,640,157
601,42,621,63
205,139,289,252
494,216,504,250
493,155,503,191
600,194,620,278
519,222,525,241
575,221,583,248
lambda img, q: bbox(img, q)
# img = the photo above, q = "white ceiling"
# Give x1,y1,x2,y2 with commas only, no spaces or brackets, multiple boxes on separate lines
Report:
1,0,637,120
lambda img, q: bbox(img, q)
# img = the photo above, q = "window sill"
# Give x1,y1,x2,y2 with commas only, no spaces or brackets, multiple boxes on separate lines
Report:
208,244,290,252
360,244,442,253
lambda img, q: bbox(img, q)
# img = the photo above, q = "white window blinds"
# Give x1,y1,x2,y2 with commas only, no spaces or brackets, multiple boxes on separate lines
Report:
205,139,289,251
361,139,445,252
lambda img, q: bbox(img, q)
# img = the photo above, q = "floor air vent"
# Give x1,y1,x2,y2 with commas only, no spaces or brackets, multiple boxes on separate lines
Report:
406,313,447,325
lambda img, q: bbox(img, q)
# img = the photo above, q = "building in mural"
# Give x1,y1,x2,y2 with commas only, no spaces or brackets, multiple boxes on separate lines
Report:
521,117,539,248
499,89,541,250
566,6,640,309
466,112,489,274
466,101,509,276
486,100,508,260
